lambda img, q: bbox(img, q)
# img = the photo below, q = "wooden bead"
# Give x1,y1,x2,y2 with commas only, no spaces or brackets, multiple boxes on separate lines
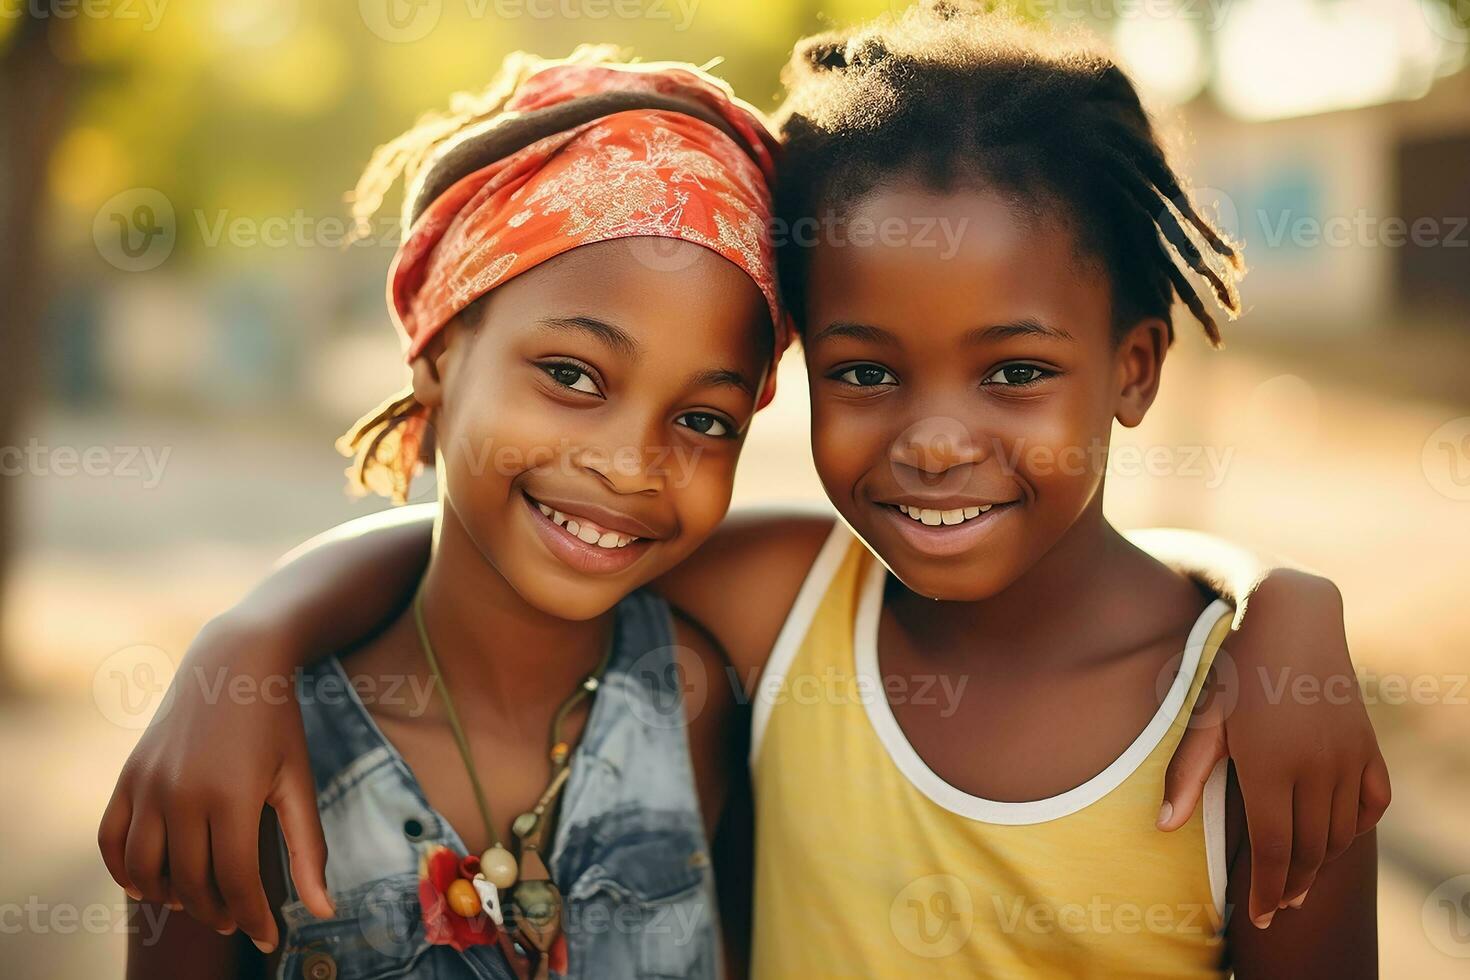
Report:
446,878,481,918
480,846,519,889
550,741,570,766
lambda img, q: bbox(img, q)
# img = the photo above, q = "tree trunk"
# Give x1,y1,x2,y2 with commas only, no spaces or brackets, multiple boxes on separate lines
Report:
0,18,71,695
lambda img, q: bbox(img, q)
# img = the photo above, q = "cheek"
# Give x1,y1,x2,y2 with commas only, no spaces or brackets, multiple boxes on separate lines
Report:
810,400,889,489
991,390,1114,497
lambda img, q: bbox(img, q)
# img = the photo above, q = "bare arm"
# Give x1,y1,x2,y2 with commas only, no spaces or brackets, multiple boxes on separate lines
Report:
1224,771,1378,978
127,901,264,980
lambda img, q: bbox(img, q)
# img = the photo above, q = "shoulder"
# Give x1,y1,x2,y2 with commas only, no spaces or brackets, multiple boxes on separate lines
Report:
652,508,841,686
668,606,741,839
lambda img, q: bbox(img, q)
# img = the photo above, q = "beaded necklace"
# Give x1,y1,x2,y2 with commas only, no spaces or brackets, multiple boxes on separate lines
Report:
414,591,614,979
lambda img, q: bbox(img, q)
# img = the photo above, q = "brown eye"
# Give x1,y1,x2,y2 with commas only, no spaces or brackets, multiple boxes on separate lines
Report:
835,364,898,387
676,412,731,438
541,363,600,395
984,364,1049,386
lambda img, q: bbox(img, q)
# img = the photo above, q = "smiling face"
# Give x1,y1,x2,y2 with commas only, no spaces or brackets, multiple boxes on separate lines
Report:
415,238,770,620
803,181,1168,601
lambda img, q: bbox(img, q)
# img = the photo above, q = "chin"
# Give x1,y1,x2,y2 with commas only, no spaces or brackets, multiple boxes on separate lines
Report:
889,562,1018,603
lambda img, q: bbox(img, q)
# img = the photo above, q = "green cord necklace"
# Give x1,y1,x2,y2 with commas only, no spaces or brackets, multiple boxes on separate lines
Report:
413,590,614,970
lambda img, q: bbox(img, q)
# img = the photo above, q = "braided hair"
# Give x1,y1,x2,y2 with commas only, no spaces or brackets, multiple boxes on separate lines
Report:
773,1,1244,345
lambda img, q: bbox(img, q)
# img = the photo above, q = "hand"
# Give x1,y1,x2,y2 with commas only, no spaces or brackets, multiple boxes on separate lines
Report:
98,614,335,952
1157,571,1389,928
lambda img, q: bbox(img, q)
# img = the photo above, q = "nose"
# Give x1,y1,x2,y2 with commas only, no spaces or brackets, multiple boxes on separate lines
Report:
571,437,665,496
889,414,988,476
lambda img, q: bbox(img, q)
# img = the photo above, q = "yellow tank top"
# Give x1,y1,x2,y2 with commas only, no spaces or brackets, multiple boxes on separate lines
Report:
750,526,1234,978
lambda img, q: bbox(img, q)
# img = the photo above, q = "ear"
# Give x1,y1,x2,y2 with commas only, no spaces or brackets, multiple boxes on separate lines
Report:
408,328,461,411
1114,317,1169,428
409,345,446,410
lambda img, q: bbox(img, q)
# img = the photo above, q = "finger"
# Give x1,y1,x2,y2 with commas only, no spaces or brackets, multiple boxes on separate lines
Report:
211,807,278,954
1324,775,1361,867
164,806,233,933
272,757,334,920
99,782,141,901
1240,776,1293,928
1279,779,1329,910
1160,719,1226,831
1356,752,1391,834
123,802,170,905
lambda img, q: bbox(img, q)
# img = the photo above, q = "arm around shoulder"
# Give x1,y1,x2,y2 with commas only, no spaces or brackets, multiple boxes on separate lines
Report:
651,508,838,689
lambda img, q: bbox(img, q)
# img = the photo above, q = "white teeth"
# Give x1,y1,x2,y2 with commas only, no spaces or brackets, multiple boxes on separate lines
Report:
534,498,640,549
895,503,999,526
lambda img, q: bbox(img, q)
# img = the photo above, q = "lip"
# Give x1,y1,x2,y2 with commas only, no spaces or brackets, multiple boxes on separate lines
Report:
873,499,1017,557
523,494,656,575
527,492,663,540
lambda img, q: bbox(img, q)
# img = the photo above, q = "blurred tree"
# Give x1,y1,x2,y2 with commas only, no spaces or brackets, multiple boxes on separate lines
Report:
0,14,74,694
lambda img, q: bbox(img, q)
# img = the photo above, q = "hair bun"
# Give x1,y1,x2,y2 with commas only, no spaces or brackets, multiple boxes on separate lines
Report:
803,37,851,72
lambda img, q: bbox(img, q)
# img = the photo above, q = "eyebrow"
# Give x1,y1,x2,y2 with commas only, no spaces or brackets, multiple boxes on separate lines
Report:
965,318,1075,344
537,316,643,358
687,368,756,397
810,321,900,346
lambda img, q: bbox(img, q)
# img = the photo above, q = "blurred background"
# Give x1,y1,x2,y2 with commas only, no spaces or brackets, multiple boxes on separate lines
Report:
1,0,1467,976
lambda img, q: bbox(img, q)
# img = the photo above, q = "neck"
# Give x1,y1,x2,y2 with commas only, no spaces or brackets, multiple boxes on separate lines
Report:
414,497,612,725
889,492,1138,664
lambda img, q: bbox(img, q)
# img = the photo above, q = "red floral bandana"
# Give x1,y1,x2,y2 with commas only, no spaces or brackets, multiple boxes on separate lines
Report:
390,63,789,406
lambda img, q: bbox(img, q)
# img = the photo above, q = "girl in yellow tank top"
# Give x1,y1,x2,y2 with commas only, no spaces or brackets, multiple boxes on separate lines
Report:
752,528,1236,978
745,5,1379,977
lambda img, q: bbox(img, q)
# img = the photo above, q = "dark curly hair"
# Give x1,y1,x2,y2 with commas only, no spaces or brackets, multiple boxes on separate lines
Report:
773,1,1244,345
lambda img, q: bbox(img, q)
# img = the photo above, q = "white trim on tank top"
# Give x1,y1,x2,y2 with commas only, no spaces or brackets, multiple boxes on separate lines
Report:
748,519,854,769
854,556,1231,837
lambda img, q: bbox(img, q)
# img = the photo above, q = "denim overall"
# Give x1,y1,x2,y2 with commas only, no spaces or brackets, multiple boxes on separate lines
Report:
275,590,720,980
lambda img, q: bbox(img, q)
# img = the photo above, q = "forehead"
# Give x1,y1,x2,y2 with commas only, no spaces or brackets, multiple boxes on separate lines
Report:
805,183,1111,344
482,238,770,365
